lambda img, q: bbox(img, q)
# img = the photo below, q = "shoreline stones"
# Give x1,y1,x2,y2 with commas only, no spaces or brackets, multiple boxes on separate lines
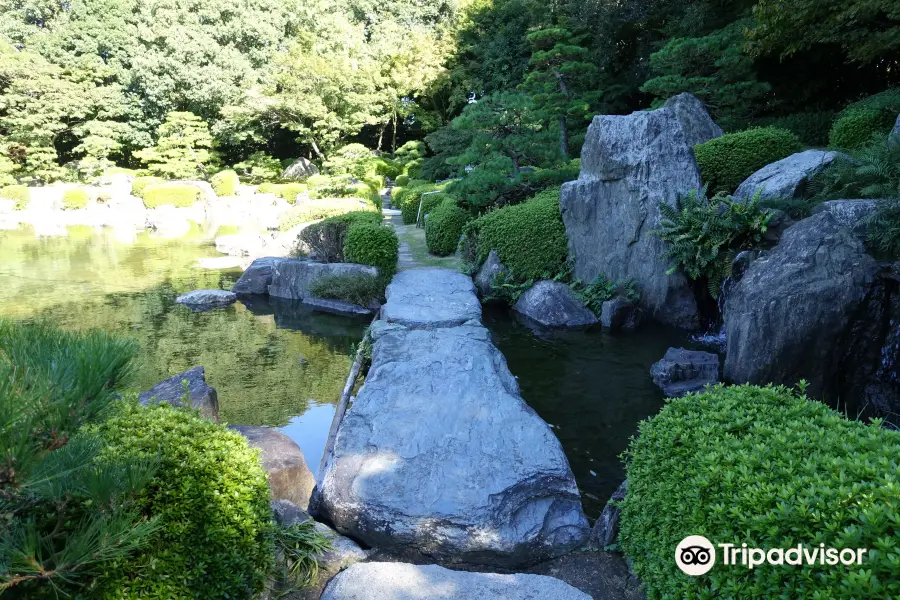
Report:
474,249,510,297
228,426,316,510
175,289,237,311
513,280,598,328
591,479,628,549
268,259,379,301
600,297,642,331
138,366,219,422
650,348,720,397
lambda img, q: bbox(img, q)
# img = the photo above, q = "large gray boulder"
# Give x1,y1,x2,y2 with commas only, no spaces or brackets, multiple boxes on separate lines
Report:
321,563,592,600
513,280,598,328
592,479,628,549
317,268,589,568
561,93,719,328
650,347,720,397
175,289,237,311
232,257,280,295
282,157,320,181
600,297,642,331
734,150,845,202
268,259,379,301
474,249,510,297
139,366,219,422
724,212,878,397
812,199,878,239
228,426,316,510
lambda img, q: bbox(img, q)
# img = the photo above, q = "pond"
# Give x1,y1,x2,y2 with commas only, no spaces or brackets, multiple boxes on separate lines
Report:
0,224,366,475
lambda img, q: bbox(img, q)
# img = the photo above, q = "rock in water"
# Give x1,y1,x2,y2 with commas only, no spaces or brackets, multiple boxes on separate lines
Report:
139,366,219,422
282,157,320,181
268,259,379,301
650,348,720,397
228,426,317,510
560,93,719,328
318,268,589,568
232,257,280,295
175,289,237,311
513,280,598,328
600,297,642,331
592,479,628,548
474,249,510,297
320,562,592,600
734,150,846,202
724,212,878,398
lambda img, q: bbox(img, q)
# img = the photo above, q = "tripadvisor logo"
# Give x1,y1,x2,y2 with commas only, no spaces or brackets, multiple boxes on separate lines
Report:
675,536,868,576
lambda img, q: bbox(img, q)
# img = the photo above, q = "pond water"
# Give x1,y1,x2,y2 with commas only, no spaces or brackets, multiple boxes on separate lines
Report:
0,224,366,475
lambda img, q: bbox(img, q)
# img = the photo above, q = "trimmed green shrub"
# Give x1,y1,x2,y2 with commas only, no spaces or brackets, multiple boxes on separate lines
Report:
755,111,835,147
462,187,568,279
233,152,282,183
1,184,30,210
395,174,410,187
297,211,383,262
394,140,426,164
306,174,330,189
142,184,200,208
420,192,453,218
277,199,378,232
620,384,900,600
694,127,803,194
308,272,386,307
211,169,239,196
61,188,90,210
829,89,900,150
425,199,470,256
257,182,307,203
92,402,274,600
132,176,164,199
344,223,399,277
373,156,402,179
394,181,445,224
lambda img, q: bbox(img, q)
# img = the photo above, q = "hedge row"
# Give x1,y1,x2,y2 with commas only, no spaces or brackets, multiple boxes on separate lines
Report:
142,184,201,208
694,126,803,193
829,88,900,150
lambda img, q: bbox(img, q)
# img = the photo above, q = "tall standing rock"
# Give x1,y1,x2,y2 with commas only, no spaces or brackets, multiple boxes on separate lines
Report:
560,93,720,328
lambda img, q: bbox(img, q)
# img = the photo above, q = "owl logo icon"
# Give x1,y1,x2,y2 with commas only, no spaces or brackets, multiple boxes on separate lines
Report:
675,535,716,575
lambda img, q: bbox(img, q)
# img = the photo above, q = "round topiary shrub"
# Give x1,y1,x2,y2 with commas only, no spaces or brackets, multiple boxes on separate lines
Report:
344,222,399,276
61,188,90,210
694,127,803,194
829,89,900,150
1,184,30,210
211,169,239,197
131,176,164,199
425,199,470,256
142,184,200,208
620,384,900,600
92,401,274,600
395,174,410,187
298,210,383,262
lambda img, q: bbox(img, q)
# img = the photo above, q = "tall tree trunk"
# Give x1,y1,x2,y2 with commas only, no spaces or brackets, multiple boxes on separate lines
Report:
376,124,386,152
558,115,569,160
391,106,398,153
310,139,326,161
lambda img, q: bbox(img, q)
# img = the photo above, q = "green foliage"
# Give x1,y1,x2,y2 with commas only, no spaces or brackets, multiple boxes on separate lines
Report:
425,199,471,256
232,152,282,184
308,272,386,307
277,199,378,232
694,127,803,193
395,174,410,187
866,197,900,259
141,185,201,209
812,135,900,203
462,187,569,280
135,112,214,179
61,188,90,210
131,177,164,199
829,89,900,150
297,211,383,262
343,223,399,277
323,144,376,178
621,384,900,600
569,275,639,315
394,140,426,164
394,181,446,224
0,321,159,598
91,402,274,600
259,183,308,204
420,126,472,181
485,271,535,305
271,520,331,592
211,170,239,197
373,157,402,179
755,111,835,147
0,184,29,210
655,187,772,298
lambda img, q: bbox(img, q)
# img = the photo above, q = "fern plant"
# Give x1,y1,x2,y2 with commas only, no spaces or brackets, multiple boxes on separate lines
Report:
569,275,640,315
654,187,771,298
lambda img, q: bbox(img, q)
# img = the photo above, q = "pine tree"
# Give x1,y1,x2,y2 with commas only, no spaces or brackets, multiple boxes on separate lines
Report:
135,111,214,179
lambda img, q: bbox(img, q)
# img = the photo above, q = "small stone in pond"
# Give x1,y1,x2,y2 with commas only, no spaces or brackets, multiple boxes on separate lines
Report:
590,470,597,476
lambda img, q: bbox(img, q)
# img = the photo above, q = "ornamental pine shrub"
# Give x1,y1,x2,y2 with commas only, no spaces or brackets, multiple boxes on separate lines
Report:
1,184,30,210
620,384,900,600
211,169,239,197
425,199,470,256
91,402,274,600
829,89,900,150
343,222,399,277
141,184,200,208
694,127,802,194
131,176,164,199
297,211,383,262
61,188,90,210
462,187,568,280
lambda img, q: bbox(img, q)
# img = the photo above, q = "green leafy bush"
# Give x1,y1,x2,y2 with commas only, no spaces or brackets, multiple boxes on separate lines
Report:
373,156,402,178
620,384,900,600
462,187,569,280
61,188,90,210
395,174,410,187
142,184,201,208
297,211,383,262
755,111,836,147
654,187,771,298
569,274,639,315
344,223,399,277
1,184,30,210
308,272,386,307
277,199,378,232
233,152,282,183
131,176,164,199
92,402,274,600
694,127,803,193
829,89,900,150
425,199,470,256
211,169,239,196
394,140,426,164
393,181,445,224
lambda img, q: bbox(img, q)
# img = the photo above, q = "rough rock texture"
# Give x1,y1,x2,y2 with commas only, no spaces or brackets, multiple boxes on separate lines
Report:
268,259,379,301
228,426,316,510
282,157,320,181
474,249,510,297
663,93,723,146
724,212,878,398
232,257,280,294
600,298,642,331
734,150,845,202
318,267,589,568
650,348,720,397
592,480,628,549
812,199,878,239
302,297,373,317
893,114,900,138
175,289,237,311
321,563,592,600
561,94,719,328
380,268,481,329
513,281,598,328
138,366,219,422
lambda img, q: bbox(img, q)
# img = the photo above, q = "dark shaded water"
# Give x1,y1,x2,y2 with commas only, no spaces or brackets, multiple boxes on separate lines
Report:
484,307,697,518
